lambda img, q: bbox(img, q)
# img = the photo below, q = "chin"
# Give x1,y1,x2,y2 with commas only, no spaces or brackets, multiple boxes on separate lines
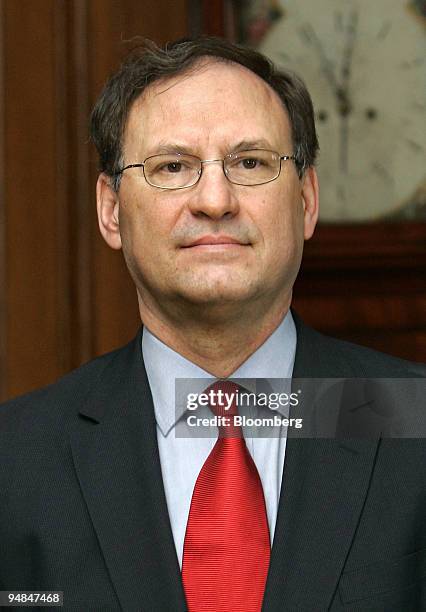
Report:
181,287,253,305
176,276,257,305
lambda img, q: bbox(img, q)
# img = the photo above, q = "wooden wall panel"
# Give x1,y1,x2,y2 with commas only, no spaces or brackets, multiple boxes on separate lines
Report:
66,0,93,367
0,0,189,400
2,0,71,398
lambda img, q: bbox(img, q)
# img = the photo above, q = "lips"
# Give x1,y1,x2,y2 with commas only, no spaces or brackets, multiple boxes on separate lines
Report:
182,235,248,248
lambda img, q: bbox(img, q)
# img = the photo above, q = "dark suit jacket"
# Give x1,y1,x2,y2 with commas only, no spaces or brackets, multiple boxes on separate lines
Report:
1,314,425,611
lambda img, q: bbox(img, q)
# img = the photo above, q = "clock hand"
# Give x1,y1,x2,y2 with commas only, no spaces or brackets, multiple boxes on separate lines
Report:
298,21,351,172
298,23,340,96
338,10,359,174
339,116,349,174
336,9,359,119
341,9,359,88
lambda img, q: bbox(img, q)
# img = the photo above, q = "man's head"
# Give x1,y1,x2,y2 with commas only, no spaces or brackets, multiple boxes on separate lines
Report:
92,37,319,329
91,37,319,191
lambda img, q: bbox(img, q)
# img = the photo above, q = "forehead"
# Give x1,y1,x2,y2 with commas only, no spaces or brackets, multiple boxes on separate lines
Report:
123,59,292,156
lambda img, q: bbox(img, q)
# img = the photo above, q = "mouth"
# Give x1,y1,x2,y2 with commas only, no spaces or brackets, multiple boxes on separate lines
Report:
181,235,250,249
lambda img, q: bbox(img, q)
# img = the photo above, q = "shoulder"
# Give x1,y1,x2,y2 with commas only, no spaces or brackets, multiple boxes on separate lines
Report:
317,330,423,376
292,311,425,378
0,333,140,428
0,333,143,499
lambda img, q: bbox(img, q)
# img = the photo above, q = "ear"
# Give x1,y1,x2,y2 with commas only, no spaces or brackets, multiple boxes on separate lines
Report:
96,173,122,250
301,166,319,241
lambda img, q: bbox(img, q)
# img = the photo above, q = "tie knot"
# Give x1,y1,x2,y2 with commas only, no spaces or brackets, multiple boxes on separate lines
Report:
204,380,242,438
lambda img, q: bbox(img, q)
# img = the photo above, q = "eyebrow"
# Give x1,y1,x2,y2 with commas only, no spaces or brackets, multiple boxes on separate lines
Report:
146,138,275,157
231,139,273,152
153,141,195,155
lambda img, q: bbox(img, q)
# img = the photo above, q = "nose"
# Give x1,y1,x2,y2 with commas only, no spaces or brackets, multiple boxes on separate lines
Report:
187,159,240,220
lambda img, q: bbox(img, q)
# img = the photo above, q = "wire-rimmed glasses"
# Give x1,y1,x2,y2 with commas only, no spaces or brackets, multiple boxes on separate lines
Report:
114,149,296,189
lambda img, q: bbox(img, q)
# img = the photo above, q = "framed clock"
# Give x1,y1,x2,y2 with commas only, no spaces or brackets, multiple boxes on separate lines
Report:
250,0,426,222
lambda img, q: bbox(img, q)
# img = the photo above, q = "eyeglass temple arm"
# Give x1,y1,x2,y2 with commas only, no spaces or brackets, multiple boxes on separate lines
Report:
114,163,145,176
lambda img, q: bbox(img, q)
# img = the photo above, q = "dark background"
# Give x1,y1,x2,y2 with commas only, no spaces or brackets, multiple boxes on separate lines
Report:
0,0,425,401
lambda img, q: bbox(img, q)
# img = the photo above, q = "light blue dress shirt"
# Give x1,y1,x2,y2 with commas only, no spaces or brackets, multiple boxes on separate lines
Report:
142,310,297,568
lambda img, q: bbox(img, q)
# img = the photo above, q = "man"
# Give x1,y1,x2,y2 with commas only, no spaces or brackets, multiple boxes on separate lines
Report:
0,37,424,611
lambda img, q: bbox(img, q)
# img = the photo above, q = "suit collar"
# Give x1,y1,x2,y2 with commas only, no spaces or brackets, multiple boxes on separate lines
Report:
76,311,363,424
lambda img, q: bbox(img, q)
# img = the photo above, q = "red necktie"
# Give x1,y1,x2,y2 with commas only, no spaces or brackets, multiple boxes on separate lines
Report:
182,381,271,612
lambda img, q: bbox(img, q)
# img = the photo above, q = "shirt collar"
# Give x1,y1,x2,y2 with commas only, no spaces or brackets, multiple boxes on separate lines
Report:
142,310,297,436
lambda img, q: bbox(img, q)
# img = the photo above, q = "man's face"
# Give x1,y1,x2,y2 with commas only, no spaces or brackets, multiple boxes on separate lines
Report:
98,60,318,319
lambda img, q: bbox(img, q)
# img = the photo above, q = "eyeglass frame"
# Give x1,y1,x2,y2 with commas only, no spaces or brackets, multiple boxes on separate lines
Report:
113,148,297,190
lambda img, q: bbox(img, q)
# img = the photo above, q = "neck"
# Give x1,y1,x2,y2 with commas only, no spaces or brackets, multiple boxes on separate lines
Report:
137,292,292,377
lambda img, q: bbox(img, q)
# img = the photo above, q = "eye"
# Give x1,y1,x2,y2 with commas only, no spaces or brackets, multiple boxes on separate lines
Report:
164,162,183,173
241,157,261,169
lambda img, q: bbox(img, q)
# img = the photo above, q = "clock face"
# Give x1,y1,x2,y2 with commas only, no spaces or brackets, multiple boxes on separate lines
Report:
259,0,426,221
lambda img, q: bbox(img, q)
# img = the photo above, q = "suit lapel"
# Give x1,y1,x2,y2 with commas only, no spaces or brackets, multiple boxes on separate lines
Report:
262,314,380,610
70,332,187,612
263,437,379,610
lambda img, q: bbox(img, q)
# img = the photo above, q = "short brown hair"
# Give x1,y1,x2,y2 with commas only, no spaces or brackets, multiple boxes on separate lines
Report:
90,36,319,189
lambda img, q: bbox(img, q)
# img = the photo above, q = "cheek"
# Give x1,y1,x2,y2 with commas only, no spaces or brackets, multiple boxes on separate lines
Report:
257,193,304,265
258,189,303,240
120,195,173,256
